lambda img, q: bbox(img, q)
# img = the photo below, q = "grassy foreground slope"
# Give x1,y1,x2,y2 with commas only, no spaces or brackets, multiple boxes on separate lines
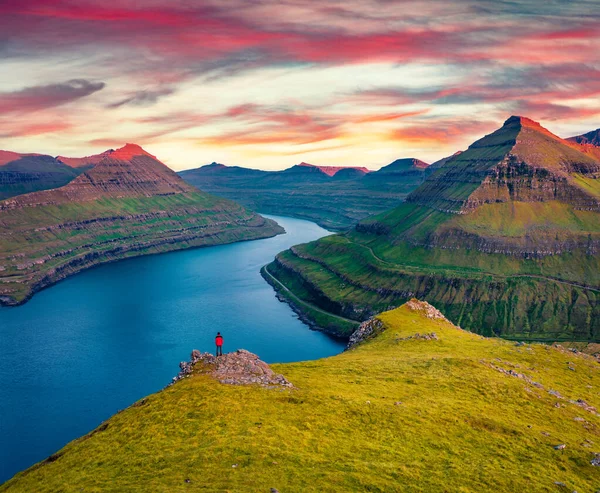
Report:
268,116,600,340
0,144,282,305
3,301,600,492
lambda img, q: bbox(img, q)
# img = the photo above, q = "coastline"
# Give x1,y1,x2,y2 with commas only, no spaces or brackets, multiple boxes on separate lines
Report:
0,217,283,308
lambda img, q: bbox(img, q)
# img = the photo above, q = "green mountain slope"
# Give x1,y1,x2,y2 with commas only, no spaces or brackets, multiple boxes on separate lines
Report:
179,158,431,231
0,151,87,199
3,300,600,492
0,144,282,305
266,117,600,340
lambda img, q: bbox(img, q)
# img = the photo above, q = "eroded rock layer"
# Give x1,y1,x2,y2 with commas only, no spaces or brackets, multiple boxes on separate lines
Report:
267,117,600,340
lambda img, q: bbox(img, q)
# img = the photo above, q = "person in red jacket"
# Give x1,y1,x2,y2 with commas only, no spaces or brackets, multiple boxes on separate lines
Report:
215,332,223,357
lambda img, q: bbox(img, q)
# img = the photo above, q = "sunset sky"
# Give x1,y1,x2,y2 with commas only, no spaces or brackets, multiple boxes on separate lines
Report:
1,0,599,171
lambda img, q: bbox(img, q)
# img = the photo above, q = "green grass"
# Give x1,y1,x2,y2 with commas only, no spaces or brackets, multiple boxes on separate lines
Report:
0,191,283,304
449,201,600,237
261,265,359,337
266,182,600,339
179,166,427,231
4,301,600,492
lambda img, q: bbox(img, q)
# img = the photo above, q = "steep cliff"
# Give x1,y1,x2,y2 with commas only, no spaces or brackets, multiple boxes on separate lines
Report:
267,117,600,340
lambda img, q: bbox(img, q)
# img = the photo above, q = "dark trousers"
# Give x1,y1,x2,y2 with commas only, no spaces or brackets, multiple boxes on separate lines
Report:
216,345,222,357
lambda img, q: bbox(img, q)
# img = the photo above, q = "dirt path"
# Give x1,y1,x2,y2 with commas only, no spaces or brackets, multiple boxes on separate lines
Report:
262,265,358,324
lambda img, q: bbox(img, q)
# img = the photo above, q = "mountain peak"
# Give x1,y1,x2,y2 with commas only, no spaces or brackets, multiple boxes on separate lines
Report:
110,143,155,161
375,158,429,174
295,162,370,176
502,115,558,139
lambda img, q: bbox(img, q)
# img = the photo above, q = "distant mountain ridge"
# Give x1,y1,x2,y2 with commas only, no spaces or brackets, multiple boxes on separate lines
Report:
375,158,429,173
179,156,433,230
568,128,600,147
0,151,84,200
296,162,371,176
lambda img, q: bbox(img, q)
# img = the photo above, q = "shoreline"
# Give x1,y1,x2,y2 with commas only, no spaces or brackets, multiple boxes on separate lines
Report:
0,219,283,308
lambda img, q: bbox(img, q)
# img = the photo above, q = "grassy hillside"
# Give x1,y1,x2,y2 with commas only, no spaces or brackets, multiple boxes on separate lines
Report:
266,117,600,340
0,153,86,199
3,301,600,492
0,145,283,305
179,159,430,231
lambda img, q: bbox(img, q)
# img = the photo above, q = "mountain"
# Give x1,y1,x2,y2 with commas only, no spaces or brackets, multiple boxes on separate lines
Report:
568,128,600,146
4,300,599,491
179,158,428,231
266,116,600,340
425,151,463,175
373,158,429,174
295,162,370,176
567,129,600,161
0,144,282,306
56,150,114,168
0,151,86,200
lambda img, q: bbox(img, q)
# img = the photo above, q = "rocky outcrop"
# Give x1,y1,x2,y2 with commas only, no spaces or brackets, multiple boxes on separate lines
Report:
173,349,293,388
404,299,448,320
347,318,385,349
347,300,446,349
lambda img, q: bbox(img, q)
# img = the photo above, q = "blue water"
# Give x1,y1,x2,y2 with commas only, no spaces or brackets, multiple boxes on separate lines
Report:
0,215,344,483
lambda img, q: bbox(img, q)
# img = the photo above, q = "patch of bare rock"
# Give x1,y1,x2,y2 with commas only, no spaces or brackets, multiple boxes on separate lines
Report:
347,299,447,349
172,349,293,388
404,298,448,321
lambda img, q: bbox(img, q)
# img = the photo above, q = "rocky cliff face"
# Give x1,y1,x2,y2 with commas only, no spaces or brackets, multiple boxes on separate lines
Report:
407,116,600,214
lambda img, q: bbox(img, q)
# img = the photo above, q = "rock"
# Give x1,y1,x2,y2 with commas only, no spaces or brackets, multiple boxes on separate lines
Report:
591,453,600,466
170,349,293,388
396,332,438,342
184,479,191,483
347,318,384,349
271,489,280,493
347,300,448,349
404,299,448,321
570,399,598,415
232,464,238,468
554,444,566,450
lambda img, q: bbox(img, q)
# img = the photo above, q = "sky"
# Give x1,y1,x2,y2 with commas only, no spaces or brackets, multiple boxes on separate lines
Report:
1,0,599,171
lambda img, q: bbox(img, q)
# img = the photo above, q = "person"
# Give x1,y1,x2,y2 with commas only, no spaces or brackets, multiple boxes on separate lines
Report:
215,332,223,357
